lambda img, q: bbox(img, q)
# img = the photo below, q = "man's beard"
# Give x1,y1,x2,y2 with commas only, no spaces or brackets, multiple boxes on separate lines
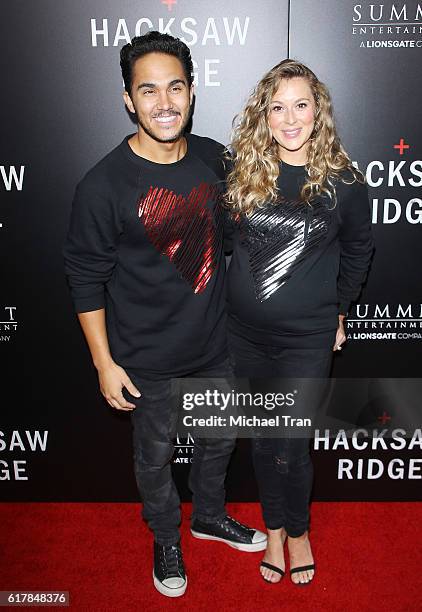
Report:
137,107,192,144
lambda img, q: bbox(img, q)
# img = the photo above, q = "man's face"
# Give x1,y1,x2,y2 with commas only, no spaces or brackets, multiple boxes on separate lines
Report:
124,52,193,144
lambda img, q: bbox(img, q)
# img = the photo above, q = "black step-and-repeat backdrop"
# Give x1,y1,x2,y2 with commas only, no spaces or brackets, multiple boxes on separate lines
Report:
1,1,421,502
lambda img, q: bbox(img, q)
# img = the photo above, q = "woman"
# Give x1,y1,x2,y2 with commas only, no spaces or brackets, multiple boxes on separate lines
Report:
225,60,374,585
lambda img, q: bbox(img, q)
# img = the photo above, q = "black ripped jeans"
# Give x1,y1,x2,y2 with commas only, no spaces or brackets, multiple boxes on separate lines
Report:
127,357,235,546
229,332,333,537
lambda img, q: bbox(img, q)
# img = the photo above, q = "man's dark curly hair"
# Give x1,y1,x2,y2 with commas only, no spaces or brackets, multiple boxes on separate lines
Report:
120,31,194,96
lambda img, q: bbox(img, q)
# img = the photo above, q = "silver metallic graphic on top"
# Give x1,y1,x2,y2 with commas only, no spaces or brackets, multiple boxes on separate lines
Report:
241,198,330,302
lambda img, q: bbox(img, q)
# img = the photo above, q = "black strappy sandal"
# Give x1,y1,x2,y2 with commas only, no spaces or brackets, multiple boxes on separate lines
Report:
290,564,315,585
260,561,285,582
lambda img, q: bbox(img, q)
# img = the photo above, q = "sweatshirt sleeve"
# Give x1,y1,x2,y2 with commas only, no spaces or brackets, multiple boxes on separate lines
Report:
222,208,236,254
221,153,235,254
63,177,121,313
337,179,374,316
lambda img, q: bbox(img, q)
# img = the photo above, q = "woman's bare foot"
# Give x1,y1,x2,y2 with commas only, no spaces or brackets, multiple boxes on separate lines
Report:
260,527,287,583
287,531,315,585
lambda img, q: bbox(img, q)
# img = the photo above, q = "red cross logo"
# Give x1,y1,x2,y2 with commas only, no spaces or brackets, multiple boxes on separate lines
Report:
161,0,177,11
377,411,391,425
393,139,410,155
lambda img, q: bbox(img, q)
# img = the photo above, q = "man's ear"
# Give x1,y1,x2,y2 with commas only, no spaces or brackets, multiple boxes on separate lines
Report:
189,83,194,105
123,91,135,114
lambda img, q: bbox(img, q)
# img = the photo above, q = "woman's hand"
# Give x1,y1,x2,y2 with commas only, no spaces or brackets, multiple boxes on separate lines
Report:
333,314,346,352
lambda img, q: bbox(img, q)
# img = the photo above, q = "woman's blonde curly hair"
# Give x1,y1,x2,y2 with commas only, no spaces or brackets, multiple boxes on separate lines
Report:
225,59,363,215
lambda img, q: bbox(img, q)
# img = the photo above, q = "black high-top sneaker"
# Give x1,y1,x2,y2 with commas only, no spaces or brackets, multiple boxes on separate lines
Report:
191,515,267,551
153,541,187,597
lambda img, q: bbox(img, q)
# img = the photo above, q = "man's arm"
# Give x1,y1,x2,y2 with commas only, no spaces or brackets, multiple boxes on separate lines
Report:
64,177,140,410
78,309,140,411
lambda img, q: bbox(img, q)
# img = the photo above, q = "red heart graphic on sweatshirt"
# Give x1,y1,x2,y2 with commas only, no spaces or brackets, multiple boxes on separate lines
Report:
138,183,222,294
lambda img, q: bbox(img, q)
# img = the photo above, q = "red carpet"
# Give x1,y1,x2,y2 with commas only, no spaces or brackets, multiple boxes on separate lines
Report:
0,502,420,611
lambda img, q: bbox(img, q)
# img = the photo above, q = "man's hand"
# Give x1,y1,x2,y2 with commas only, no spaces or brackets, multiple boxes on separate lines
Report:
76,310,141,411
333,314,346,352
98,361,141,411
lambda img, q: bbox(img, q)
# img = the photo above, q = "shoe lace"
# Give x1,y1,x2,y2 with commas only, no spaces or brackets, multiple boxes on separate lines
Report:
162,544,183,577
225,515,253,534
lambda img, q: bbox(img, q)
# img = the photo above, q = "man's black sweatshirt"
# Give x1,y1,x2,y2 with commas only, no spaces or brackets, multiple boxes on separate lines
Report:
227,161,374,348
64,134,227,378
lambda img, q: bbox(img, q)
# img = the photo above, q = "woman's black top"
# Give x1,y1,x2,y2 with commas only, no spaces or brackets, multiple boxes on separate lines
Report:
226,161,374,348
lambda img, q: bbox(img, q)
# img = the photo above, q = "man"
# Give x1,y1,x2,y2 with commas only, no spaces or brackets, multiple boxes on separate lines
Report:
64,32,266,598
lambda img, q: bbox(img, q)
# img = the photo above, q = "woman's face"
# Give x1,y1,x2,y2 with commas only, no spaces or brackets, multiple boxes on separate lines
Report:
268,77,316,165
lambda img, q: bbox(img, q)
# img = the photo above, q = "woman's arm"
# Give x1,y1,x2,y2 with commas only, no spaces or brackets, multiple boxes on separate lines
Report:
337,179,374,317
334,179,375,351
